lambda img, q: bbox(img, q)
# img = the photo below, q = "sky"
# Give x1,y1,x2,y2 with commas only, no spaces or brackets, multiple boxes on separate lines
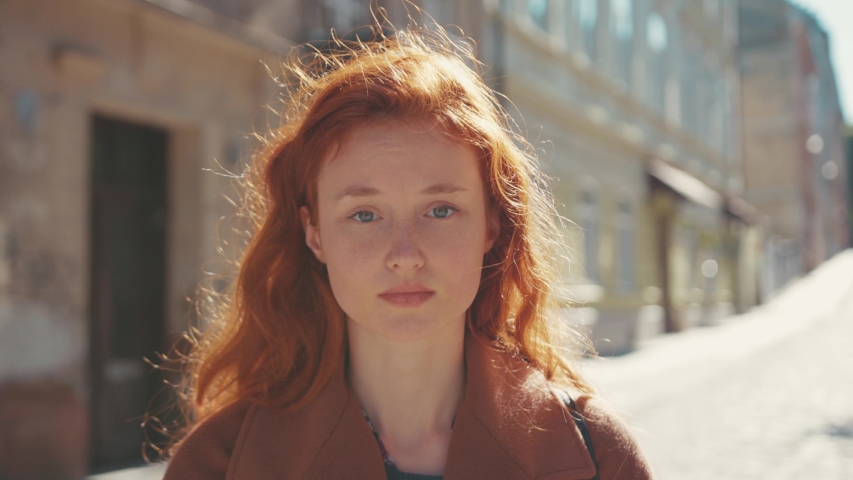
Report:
792,0,853,123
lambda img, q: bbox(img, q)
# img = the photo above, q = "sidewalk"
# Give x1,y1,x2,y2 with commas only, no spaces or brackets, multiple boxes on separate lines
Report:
581,249,853,410
581,249,853,479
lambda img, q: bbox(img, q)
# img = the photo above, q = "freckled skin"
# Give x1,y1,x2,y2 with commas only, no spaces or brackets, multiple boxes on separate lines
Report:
302,120,495,342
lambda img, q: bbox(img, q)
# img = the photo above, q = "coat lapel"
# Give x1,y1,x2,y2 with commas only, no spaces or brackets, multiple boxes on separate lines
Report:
444,333,598,479
301,391,388,479
230,366,386,479
231,329,597,479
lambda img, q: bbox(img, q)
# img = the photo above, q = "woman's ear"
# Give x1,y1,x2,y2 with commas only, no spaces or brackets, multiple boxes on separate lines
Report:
300,206,325,263
484,208,500,254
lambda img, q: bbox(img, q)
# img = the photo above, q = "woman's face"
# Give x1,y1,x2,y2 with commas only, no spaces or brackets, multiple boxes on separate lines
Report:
301,120,496,342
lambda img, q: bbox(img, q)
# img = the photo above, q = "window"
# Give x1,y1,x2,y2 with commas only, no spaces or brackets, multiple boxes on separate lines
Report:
665,75,681,124
681,51,698,133
578,0,597,29
580,191,600,283
610,0,633,87
528,0,549,31
611,0,633,41
698,69,722,147
709,75,725,147
645,13,668,112
617,200,635,291
685,230,698,289
421,0,447,25
575,0,598,61
717,78,731,157
806,74,819,128
646,13,667,52
324,0,364,31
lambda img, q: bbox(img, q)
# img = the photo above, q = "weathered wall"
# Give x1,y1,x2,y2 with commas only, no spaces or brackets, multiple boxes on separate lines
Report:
0,0,278,476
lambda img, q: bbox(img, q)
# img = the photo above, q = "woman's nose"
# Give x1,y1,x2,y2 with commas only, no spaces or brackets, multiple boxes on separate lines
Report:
385,222,425,270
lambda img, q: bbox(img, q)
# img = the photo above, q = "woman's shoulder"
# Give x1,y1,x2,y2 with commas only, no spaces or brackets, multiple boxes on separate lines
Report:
572,394,655,479
163,400,255,480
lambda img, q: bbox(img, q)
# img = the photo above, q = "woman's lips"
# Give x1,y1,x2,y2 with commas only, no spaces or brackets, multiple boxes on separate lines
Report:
378,291,435,307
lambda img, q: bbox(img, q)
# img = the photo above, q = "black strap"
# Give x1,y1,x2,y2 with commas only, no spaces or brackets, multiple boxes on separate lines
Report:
563,393,599,480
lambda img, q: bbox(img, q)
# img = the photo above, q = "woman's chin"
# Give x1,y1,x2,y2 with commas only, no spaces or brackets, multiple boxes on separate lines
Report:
350,314,461,343
377,316,443,342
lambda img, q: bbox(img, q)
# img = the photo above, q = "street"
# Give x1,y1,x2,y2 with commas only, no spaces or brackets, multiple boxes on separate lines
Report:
583,249,853,479
89,250,853,480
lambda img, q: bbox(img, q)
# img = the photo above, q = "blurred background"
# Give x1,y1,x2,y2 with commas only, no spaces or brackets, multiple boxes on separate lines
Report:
0,0,851,478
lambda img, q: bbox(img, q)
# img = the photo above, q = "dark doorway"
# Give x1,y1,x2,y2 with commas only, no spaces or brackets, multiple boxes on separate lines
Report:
88,115,169,470
648,173,681,334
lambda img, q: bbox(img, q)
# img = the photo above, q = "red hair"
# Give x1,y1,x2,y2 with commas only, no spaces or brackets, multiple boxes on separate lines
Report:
174,18,594,446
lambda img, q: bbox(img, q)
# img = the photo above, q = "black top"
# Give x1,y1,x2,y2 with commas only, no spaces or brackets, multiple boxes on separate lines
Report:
385,464,443,480
362,407,450,480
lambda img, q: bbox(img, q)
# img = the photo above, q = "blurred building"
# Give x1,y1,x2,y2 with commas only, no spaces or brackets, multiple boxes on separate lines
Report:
739,0,849,293
483,0,762,353
0,0,293,476
848,126,853,245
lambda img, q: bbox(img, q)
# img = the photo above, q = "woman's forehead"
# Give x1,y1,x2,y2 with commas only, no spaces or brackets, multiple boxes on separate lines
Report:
325,119,474,165
338,118,459,149
316,122,483,198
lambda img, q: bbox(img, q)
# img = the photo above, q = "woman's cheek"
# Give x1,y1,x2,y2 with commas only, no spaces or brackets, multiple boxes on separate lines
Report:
327,225,386,268
323,231,378,314
424,222,486,271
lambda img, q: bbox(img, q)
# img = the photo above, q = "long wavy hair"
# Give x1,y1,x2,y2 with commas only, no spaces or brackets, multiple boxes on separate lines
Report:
171,15,594,448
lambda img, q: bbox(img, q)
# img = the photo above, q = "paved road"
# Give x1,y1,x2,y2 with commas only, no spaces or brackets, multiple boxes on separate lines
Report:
583,250,853,479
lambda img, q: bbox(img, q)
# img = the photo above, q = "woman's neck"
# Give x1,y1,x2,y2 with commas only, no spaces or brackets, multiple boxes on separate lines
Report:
346,316,466,474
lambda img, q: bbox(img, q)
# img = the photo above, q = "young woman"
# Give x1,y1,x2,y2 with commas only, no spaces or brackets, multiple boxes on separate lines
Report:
163,22,653,480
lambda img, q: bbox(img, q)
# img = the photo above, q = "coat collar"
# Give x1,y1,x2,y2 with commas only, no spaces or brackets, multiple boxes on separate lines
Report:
229,330,597,480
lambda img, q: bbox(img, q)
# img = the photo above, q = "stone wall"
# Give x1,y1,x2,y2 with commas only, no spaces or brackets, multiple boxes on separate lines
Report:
0,0,279,475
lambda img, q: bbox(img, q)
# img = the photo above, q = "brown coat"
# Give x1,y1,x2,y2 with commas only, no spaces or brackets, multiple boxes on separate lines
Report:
164,333,654,479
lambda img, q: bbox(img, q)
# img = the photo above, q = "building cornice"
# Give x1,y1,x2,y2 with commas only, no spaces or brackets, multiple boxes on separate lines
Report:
93,0,295,57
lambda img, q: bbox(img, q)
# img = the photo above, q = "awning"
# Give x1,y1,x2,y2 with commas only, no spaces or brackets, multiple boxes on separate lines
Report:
647,158,724,210
724,194,761,224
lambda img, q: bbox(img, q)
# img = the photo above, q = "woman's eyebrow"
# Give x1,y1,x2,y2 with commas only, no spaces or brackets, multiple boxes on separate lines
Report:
335,183,467,201
420,183,468,195
335,185,381,201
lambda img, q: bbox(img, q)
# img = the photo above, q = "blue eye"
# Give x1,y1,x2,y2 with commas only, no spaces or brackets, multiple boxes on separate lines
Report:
350,210,378,223
428,205,457,218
